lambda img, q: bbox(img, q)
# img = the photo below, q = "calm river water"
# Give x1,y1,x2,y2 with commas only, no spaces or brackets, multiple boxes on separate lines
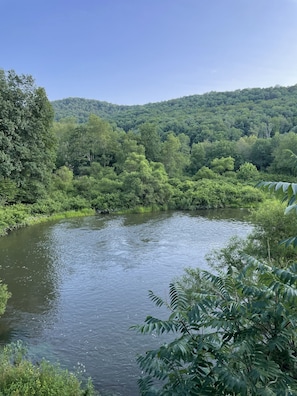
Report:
0,210,253,395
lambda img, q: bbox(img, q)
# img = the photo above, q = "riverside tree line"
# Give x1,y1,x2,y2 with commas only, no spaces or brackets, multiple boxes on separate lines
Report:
3,70,297,224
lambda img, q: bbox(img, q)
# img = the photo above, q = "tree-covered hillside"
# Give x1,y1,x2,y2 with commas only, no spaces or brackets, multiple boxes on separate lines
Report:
52,85,297,143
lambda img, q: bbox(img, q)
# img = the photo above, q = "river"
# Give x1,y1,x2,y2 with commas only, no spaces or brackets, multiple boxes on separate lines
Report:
0,210,253,395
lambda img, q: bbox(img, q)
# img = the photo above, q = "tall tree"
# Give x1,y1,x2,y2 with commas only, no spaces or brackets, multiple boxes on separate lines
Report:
53,117,77,169
270,132,297,175
114,130,145,173
0,70,56,202
161,133,189,178
87,114,119,167
66,115,119,174
139,123,161,162
188,143,206,175
249,138,273,171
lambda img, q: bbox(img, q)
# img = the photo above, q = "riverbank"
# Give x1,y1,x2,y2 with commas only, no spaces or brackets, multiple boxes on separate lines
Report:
0,178,265,237
0,204,95,236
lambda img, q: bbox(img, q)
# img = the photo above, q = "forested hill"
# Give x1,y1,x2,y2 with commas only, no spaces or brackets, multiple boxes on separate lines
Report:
52,84,297,143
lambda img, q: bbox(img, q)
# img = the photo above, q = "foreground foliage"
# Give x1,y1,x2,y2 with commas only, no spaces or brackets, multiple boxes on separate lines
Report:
134,259,297,395
0,342,97,396
0,275,97,395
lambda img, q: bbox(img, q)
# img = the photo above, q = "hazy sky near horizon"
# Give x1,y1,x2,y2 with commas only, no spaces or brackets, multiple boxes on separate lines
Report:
2,0,297,105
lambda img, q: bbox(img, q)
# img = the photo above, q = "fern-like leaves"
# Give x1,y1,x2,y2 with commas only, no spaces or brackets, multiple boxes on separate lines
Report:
134,259,297,395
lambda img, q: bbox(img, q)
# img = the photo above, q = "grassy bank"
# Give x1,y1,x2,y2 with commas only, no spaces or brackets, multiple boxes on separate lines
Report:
0,204,95,236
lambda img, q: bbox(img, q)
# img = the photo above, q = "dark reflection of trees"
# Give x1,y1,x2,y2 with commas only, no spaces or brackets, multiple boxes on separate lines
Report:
187,208,251,222
0,221,61,340
121,211,174,227
119,209,250,227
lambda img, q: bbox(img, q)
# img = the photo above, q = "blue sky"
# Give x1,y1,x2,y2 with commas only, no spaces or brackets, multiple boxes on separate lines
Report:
1,0,297,104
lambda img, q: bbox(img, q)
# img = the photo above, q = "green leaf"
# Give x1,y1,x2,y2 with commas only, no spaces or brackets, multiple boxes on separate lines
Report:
148,290,165,308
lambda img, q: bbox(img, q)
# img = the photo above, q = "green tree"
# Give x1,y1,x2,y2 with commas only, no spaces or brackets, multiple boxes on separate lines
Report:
52,166,74,193
203,140,238,168
235,135,257,164
114,130,145,173
87,114,119,167
207,199,297,270
53,118,77,168
270,132,297,175
249,138,273,170
120,153,172,207
193,166,217,180
139,123,161,162
0,70,56,202
134,259,297,395
67,124,91,173
188,142,206,175
257,180,297,249
161,133,189,178
210,156,235,174
0,178,18,204
236,162,259,180
247,199,297,262
66,115,119,174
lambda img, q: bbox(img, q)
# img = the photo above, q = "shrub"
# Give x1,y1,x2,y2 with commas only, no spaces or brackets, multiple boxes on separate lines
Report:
193,166,217,180
248,199,297,263
0,342,98,396
0,204,31,235
237,162,259,180
134,259,297,395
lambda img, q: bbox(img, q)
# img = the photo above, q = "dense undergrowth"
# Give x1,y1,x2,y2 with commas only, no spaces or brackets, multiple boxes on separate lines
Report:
0,176,265,236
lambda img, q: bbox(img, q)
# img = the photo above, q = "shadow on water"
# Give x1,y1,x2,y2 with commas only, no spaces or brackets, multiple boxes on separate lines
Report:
0,222,62,343
186,207,252,221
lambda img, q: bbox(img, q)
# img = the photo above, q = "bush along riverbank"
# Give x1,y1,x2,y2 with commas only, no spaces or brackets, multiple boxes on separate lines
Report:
0,341,98,395
0,204,95,236
0,177,265,236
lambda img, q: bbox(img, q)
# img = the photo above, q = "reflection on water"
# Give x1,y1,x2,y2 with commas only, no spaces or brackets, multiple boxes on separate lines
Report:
0,221,61,342
0,210,253,395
